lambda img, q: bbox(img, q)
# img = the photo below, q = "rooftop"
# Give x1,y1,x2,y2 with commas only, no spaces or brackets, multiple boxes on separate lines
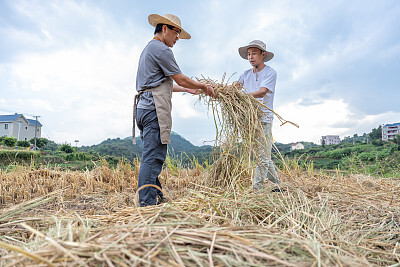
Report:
0,114,42,126
384,122,400,127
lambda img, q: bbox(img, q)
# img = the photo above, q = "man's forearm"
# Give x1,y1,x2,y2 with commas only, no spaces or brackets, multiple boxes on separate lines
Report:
178,76,206,90
250,87,269,98
172,73,215,97
172,74,206,90
173,84,188,92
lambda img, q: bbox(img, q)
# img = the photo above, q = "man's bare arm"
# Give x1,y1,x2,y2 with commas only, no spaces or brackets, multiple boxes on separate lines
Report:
250,87,269,98
173,84,200,95
171,73,215,97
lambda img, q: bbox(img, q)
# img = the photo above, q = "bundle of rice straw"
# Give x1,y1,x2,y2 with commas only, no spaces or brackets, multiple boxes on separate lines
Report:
196,74,298,190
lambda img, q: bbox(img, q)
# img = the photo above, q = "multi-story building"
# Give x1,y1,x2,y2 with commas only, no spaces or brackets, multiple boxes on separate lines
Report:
321,135,340,145
382,122,400,141
0,114,42,141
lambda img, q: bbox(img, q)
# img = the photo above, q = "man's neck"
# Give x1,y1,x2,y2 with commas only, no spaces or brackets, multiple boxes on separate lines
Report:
253,63,266,73
153,33,165,45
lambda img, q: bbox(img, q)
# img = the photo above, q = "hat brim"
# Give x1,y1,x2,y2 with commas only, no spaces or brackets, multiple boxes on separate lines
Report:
148,14,191,39
238,45,274,62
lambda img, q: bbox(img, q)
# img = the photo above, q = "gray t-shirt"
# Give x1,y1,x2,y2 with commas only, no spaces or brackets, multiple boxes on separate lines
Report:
136,39,181,109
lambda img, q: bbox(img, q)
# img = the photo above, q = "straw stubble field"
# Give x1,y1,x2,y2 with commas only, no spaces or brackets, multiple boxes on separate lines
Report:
1,79,399,266
1,162,399,266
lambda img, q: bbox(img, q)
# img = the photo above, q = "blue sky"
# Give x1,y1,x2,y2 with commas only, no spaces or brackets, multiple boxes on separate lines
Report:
1,0,399,146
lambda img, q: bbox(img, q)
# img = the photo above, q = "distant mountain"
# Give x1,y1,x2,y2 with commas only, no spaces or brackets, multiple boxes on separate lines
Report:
80,132,213,163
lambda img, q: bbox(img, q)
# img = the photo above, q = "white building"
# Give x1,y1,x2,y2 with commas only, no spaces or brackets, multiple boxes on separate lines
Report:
382,122,400,141
0,114,42,141
291,143,305,150
321,135,340,145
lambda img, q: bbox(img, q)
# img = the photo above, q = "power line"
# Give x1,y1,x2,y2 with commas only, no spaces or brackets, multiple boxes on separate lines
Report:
41,126,53,141
36,116,53,141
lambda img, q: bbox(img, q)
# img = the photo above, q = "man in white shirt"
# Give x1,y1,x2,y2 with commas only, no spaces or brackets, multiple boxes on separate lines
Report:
237,40,282,192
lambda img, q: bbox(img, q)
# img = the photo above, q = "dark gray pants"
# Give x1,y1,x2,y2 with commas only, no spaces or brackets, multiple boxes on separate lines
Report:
136,108,167,206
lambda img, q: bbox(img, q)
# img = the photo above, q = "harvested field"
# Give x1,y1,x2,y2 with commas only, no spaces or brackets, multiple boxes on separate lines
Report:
1,163,399,266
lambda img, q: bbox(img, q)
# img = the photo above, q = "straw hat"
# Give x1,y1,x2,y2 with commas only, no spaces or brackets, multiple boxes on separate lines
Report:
148,14,191,39
238,40,274,62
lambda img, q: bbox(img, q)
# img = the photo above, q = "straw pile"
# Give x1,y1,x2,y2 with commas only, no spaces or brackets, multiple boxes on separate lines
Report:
196,75,296,190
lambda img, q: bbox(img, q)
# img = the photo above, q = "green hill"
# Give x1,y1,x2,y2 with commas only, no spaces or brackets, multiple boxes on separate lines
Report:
80,132,213,164
278,140,400,177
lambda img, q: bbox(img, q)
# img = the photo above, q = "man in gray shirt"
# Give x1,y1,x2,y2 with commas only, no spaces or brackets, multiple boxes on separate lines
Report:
136,33,181,110
134,14,215,207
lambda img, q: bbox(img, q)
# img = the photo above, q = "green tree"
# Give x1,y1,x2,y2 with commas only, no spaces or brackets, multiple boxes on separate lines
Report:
341,136,352,144
43,140,58,151
389,135,400,150
17,140,31,147
59,144,74,153
29,138,48,148
368,125,382,141
353,134,358,143
65,153,75,161
2,137,17,147
372,139,384,146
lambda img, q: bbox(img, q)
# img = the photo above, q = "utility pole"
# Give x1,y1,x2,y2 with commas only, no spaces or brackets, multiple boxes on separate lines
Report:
33,116,40,150
16,122,21,149
17,122,21,141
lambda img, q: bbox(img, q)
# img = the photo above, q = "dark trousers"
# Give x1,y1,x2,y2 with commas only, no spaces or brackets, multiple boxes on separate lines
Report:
136,108,167,206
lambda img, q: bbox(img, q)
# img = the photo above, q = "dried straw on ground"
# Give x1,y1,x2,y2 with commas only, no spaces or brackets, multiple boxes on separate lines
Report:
1,164,400,266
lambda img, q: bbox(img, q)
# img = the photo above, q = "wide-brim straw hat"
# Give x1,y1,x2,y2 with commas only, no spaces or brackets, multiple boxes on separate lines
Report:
238,40,274,62
148,14,191,39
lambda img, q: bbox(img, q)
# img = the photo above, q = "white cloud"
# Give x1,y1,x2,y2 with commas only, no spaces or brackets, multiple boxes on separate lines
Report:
273,98,400,144
16,98,55,112
273,98,350,144
40,29,52,40
172,94,202,119
2,40,142,145
10,41,140,93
